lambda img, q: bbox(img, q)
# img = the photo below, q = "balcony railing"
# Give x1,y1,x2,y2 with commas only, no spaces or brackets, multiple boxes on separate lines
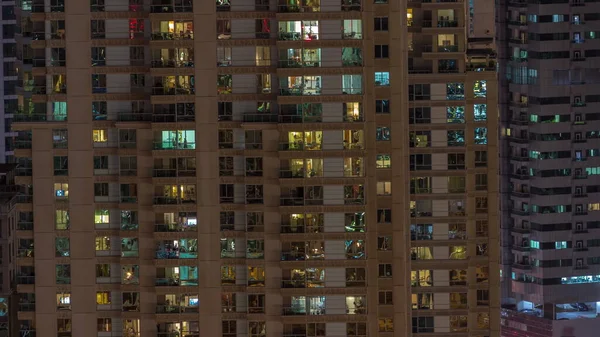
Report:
151,59,194,68
242,113,278,123
153,142,196,150
17,276,35,284
156,305,199,314
155,223,197,232
151,2,193,13
155,278,199,286
153,169,196,177
151,32,194,40
153,196,196,205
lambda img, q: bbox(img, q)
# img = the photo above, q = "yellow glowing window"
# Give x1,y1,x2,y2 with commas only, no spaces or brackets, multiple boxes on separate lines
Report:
95,210,110,224
95,237,111,251
378,318,394,332
55,210,69,230
54,183,69,197
93,129,108,142
96,291,111,305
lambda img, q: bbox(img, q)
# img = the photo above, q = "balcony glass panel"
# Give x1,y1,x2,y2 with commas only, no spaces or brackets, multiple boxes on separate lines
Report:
281,213,323,233
151,48,194,68
278,21,319,41
342,74,362,94
286,131,322,150
437,34,458,52
278,0,320,12
156,239,198,259
153,75,195,95
279,48,321,68
343,130,364,149
280,76,321,96
346,296,366,314
152,20,194,40
343,19,362,39
345,240,365,259
154,130,196,150
344,157,364,177
345,212,365,232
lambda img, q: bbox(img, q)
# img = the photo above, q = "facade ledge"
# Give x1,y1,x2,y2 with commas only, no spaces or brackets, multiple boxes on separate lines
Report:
277,66,363,77
150,95,195,104
218,93,277,101
217,38,276,47
216,11,275,19
279,177,366,186
280,259,366,268
154,259,198,267
218,66,276,75
93,93,147,101
277,94,363,104
411,260,468,269
91,11,149,19
150,67,195,76
148,40,194,48
281,314,367,323
280,287,367,296
152,177,197,185
152,231,198,240
280,232,366,241
92,38,146,47
148,13,193,20
93,66,151,74
150,122,196,130
276,39,363,48
275,12,362,21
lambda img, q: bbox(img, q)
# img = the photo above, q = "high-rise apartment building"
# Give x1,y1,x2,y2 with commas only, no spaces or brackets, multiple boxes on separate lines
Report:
1,0,18,163
498,0,600,336
12,0,499,336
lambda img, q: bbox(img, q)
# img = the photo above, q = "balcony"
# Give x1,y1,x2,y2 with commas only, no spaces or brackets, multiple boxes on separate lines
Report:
278,0,321,12
155,240,198,259
242,113,278,123
151,22,194,41
153,168,196,178
151,0,193,13
153,141,196,151
153,196,196,205
19,303,36,312
17,275,35,285
155,222,197,232
156,305,199,314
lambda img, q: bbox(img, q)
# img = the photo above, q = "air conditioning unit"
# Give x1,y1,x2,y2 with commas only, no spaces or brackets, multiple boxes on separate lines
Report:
576,223,583,231
574,51,581,59
574,96,582,104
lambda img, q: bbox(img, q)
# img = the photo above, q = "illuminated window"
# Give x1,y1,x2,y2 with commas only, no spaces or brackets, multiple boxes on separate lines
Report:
95,209,110,224
57,292,71,309
54,183,69,198
555,241,567,249
473,80,487,98
93,129,108,142
55,210,69,230
374,72,390,86
95,237,111,251
376,154,391,168
96,291,111,305
376,181,392,195
97,318,112,332
378,318,394,332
